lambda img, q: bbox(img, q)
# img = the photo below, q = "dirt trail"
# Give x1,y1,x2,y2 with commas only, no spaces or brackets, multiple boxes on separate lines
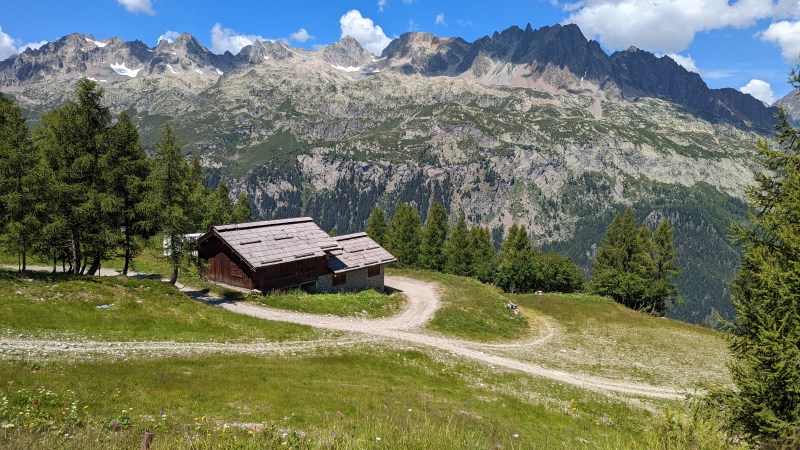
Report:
207,275,685,399
0,267,686,399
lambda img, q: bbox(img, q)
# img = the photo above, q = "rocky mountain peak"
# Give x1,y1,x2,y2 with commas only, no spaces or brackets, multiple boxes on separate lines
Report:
319,35,373,68
236,40,293,65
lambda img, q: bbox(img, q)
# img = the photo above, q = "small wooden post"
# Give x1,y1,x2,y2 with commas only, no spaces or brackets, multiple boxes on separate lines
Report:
140,431,154,450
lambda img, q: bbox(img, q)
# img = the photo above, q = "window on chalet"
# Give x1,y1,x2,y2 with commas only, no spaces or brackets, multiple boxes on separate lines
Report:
332,273,347,287
367,265,380,278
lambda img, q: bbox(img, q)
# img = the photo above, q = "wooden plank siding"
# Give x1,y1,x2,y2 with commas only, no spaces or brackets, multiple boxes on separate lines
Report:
198,235,330,291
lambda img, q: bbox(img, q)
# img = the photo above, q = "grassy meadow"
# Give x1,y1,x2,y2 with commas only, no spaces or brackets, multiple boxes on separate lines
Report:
255,289,405,318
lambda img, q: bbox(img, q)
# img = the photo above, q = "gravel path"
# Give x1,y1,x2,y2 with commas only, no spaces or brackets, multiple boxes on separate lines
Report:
0,267,686,399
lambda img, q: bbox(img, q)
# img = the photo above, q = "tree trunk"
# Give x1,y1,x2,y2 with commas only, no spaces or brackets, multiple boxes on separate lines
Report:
70,229,81,275
87,254,100,276
53,255,57,274
123,223,131,275
169,233,179,284
170,263,178,285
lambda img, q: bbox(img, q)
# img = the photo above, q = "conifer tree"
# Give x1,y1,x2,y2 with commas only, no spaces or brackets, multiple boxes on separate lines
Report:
35,79,113,274
715,100,800,446
542,252,584,293
0,95,39,272
105,111,149,275
443,212,470,276
494,224,542,293
589,208,679,315
365,207,388,246
420,201,448,271
185,156,208,232
468,225,496,283
231,191,254,223
386,203,421,268
141,124,192,284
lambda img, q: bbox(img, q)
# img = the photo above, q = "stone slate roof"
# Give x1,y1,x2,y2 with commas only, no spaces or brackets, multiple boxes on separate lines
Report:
201,217,340,270
328,232,398,274
198,219,396,274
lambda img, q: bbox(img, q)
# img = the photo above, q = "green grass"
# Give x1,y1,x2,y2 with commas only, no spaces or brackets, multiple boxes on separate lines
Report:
0,270,315,342
254,289,405,318
0,349,675,449
388,269,529,342
514,291,730,387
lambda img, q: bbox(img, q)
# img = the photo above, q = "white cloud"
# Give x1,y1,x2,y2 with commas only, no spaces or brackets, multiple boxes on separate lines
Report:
290,28,313,43
408,19,419,31
339,10,392,55
158,30,180,44
0,26,48,61
116,0,155,15
403,0,415,3
210,23,267,55
435,13,446,26
665,53,699,74
740,79,776,104
566,0,778,53
378,0,388,11
760,20,800,63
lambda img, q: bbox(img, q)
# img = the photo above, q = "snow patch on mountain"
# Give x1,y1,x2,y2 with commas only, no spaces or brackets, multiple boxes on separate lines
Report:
110,62,141,77
85,37,108,48
331,65,361,72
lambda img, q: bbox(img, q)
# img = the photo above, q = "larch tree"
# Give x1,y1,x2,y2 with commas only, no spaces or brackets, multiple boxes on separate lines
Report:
231,191,254,223
35,79,113,274
205,179,234,228
715,98,800,446
494,224,542,293
419,201,448,271
104,111,150,275
386,203,421,268
365,207,388,247
468,225,496,283
443,212,471,276
141,124,192,284
0,95,38,272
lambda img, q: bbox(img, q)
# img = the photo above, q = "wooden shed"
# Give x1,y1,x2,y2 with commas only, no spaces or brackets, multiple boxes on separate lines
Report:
196,218,396,293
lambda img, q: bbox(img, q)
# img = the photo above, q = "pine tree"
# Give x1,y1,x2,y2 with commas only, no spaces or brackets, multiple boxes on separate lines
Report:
715,101,800,446
35,78,113,274
650,219,680,313
419,201,448,271
104,111,149,275
494,224,542,293
231,191,254,223
0,95,39,272
365,207,388,246
185,156,208,232
386,203,421,268
443,212,470,276
468,225,496,283
141,124,192,284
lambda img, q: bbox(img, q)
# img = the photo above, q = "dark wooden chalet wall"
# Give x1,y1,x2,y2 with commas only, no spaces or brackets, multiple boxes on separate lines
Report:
198,235,331,291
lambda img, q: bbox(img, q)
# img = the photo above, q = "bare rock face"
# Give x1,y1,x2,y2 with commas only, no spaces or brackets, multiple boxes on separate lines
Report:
776,89,800,125
319,36,374,68
236,40,293,65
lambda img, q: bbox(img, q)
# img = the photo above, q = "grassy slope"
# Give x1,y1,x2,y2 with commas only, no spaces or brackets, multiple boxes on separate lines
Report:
389,269,529,342
516,292,729,387
0,349,662,449
0,270,315,342
255,289,405,318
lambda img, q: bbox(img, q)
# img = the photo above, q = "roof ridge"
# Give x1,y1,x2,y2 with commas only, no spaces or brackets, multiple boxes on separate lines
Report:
333,232,369,240
215,217,313,232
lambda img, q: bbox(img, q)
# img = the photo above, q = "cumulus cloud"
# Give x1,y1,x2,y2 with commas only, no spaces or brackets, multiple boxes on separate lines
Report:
210,23,267,55
116,0,155,15
289,28,313,43
760,20,800,63
0,26,48,61
158,30,180,44
740,79,776,104
665,53,700,74
339,10,392,55
435,13,446,26
566,0,777,53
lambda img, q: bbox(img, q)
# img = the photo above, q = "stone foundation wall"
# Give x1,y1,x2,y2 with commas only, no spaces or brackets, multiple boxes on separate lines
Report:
310,265,385,293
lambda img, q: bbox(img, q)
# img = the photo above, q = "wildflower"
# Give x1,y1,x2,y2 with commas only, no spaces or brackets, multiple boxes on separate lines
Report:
247,430,254,436
376,437,381,442
513,433,519,438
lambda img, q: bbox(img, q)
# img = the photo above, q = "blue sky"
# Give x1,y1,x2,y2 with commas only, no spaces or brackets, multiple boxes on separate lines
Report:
2,0,800,102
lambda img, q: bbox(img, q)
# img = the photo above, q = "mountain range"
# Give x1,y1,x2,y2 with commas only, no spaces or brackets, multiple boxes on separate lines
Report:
0,23,788,324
